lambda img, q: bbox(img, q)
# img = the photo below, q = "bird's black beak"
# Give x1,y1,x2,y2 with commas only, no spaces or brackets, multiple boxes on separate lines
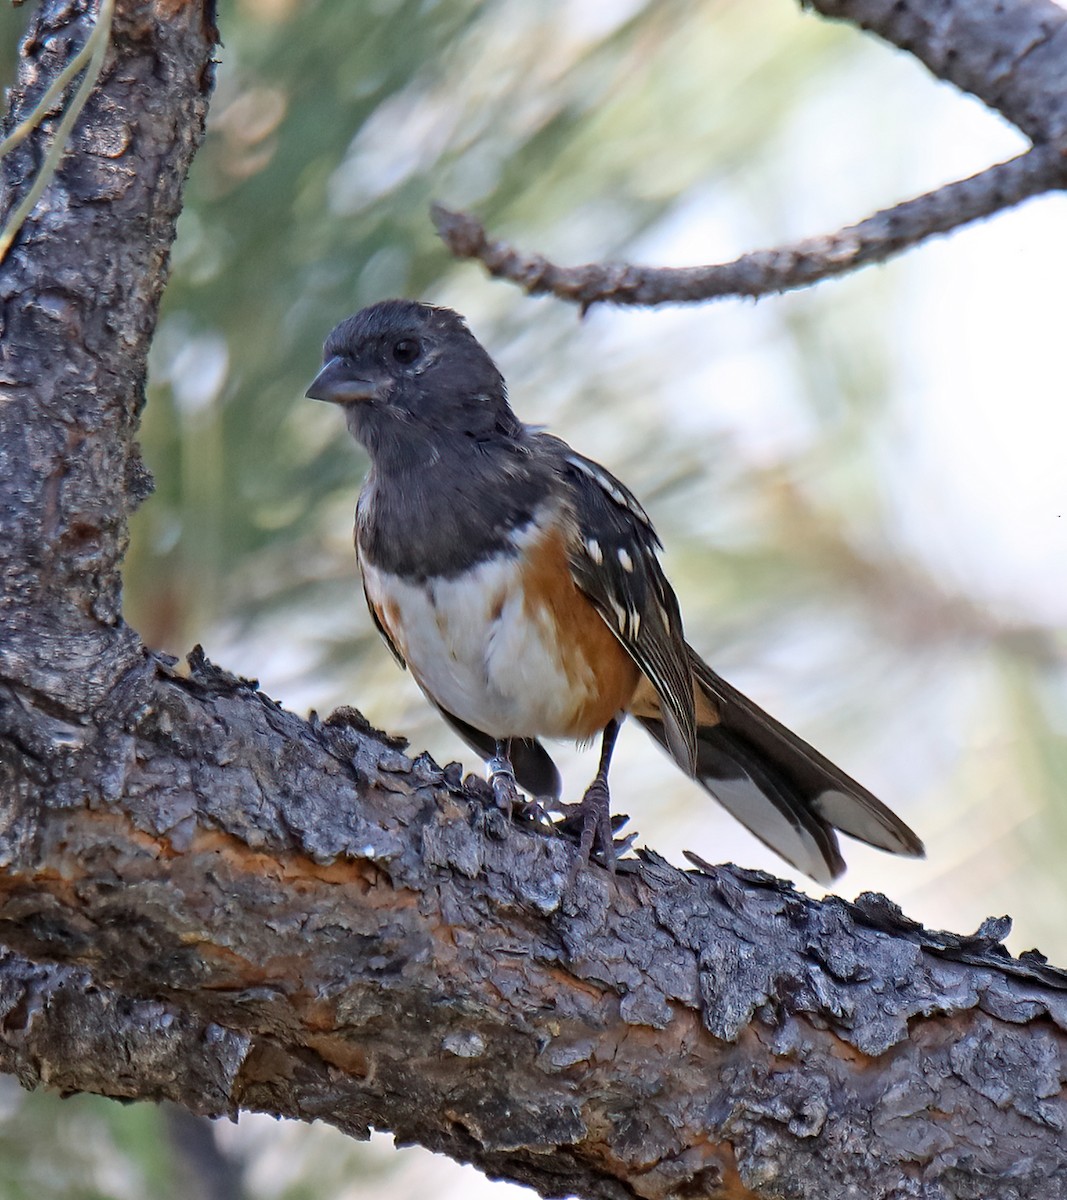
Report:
306,356,390,405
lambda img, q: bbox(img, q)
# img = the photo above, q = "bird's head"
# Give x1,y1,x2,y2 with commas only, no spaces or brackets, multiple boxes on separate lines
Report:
306,300,520,459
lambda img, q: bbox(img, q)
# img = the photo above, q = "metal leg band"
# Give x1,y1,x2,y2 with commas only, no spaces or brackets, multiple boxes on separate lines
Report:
487,757,516,781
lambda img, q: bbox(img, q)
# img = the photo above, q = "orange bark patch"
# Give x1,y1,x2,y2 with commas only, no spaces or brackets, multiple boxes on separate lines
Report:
154,0,199,17
306,1034,371,1077
186,828,381,888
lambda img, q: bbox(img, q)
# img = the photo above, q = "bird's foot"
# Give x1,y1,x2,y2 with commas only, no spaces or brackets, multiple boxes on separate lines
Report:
487,755,519,819
560,775,619,889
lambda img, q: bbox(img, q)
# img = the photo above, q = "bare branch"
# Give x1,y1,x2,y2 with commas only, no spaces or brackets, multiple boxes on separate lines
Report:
433,144,1066,309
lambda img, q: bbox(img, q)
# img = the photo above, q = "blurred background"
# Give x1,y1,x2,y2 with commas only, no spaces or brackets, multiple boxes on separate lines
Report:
2,0,1066,1195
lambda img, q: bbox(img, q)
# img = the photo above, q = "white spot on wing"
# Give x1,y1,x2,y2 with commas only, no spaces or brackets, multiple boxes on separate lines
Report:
606,596,628,631
586,538,603,564
618,547,634,572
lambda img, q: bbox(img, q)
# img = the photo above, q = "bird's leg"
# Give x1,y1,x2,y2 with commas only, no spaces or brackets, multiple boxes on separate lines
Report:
487,738,519,818
567,717,622,886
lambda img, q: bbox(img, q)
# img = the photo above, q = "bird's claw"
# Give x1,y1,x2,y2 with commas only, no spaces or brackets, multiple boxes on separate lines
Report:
562,776,622,889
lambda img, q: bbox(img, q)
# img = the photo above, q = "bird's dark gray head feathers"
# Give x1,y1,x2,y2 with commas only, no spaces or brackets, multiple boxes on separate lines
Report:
307,300,522,459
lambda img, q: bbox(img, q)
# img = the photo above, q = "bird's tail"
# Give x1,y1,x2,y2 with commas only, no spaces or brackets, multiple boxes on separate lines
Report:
633,644,924,885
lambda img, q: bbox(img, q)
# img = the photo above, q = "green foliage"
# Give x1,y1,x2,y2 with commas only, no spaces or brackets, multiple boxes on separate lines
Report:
0,1086,172,1199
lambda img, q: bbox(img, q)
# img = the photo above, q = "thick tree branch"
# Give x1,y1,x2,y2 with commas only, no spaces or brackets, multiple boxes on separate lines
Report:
3,656,1067,1200
432,145,1064,308
434,0,1067,308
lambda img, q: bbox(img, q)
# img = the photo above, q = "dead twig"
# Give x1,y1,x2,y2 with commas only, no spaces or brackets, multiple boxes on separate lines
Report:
433,143,1066,310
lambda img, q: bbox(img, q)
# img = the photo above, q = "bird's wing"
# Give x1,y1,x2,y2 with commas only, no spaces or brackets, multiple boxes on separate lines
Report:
550,440,697,772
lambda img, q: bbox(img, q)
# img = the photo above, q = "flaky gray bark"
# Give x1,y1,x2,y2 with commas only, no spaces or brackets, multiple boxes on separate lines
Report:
1,3,1066,1200
4,655,1067,1200
809,0,1067,142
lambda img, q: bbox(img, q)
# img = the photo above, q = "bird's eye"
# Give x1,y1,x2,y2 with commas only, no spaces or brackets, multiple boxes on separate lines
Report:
392,338,420,365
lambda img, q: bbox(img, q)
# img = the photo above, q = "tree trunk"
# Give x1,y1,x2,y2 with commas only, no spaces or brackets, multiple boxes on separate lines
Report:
2,3,1067,1200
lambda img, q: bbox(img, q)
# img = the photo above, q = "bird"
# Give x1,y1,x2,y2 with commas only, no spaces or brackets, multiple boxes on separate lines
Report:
306,299,924,885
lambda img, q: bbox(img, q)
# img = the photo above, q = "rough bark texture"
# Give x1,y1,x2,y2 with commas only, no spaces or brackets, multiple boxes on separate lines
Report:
3,659,1067,1200
2,3,1067,1200
808,0,1067,143
0,0,214,712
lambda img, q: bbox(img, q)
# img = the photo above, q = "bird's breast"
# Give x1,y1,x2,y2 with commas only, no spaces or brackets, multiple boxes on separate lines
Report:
360,513,639,740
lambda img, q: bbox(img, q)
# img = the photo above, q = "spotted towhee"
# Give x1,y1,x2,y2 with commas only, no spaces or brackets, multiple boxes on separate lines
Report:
307,300,924,884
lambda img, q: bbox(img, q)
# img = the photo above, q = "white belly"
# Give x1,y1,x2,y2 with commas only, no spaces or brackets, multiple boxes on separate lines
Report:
361,544,590,739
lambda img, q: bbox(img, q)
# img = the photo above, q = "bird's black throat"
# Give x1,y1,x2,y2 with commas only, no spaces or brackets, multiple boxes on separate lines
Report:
356,429,557,580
